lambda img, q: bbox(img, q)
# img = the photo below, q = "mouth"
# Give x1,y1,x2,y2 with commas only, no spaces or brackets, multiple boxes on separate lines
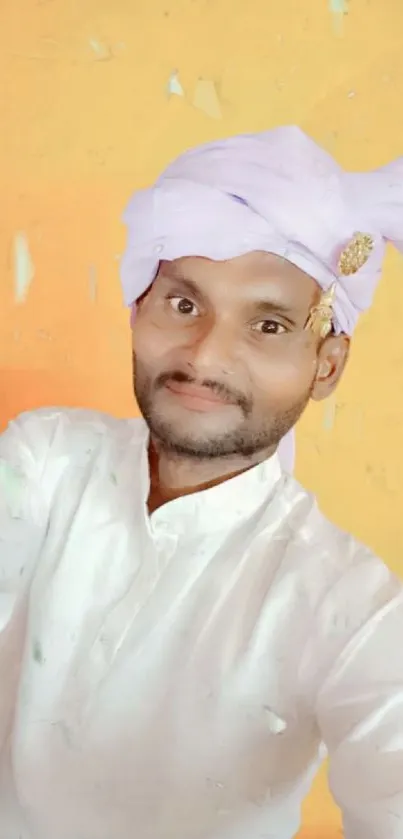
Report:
164,381,236,413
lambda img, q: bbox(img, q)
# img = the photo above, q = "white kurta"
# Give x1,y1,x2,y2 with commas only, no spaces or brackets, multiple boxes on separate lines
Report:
0,408,402,839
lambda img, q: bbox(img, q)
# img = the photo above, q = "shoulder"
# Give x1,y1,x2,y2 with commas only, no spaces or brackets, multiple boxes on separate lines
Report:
276,477,403,700
283,472,383,563
280,471,401,613
281,476,402,679
0,407,146,472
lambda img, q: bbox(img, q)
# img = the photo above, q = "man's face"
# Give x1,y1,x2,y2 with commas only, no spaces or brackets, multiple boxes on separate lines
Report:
132,252,344,460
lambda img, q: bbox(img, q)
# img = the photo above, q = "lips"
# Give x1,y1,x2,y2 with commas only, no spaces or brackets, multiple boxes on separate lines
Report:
165,381,233,412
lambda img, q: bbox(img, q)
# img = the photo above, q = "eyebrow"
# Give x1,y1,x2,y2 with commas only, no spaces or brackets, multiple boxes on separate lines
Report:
159,270,205,302
251,299,299,327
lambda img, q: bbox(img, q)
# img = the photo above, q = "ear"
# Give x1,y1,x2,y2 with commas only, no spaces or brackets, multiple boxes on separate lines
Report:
311,334,350,402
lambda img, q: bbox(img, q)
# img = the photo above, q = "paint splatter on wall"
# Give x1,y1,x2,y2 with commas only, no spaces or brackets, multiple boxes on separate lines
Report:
88,264,98,302
328,0,349,33
89,38,113,61
192,79,222,119
13,233,34,304
167,70,184,97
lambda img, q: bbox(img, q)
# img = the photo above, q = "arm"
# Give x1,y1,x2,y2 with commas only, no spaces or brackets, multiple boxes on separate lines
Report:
310,555,403,838
0,412,49,750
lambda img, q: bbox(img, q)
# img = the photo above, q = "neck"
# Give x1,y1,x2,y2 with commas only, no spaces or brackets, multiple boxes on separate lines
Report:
147,439,277,514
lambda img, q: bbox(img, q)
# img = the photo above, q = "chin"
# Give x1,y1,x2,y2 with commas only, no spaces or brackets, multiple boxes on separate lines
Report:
151,402,239,443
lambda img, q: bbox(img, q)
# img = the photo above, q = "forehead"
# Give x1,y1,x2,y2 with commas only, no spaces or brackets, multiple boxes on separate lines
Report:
158,252,320,311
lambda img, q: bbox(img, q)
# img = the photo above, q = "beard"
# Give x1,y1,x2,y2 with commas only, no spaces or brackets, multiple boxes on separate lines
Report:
133,356,311,461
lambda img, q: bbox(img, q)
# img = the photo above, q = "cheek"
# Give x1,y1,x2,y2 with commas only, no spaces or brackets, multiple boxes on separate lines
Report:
132,318,194,379
132,317,184,368
249,343,317,401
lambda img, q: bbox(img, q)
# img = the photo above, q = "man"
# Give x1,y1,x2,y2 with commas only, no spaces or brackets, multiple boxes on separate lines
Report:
0,126,403,838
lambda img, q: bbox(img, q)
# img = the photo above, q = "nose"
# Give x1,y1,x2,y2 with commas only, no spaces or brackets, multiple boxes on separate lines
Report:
184,317,237,377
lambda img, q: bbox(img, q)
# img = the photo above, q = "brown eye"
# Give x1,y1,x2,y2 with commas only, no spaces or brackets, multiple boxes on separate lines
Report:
253,320,287,335
169,297,199,317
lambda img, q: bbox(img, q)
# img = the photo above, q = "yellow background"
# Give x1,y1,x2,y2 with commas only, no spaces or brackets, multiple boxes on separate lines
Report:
1,1,403,835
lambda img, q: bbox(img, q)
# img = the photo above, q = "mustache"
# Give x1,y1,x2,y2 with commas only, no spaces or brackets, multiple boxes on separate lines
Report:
155,370,252,415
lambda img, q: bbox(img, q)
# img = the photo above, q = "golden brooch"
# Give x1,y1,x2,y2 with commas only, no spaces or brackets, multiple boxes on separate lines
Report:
305,283,336,340
338,232,374,276
306,232,374,339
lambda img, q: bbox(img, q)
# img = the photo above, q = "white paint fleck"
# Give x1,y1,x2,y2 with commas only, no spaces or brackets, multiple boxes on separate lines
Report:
328,0,348,34
347,90,356,98
192,79,222,120
329,0,348,11
89,264,97,302
13,232,34,304
89,38,113,61
323,395,337,431
167,70,184,97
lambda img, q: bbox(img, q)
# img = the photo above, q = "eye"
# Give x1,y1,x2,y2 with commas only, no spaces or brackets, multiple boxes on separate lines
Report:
168,296,199,317
252,320,288,335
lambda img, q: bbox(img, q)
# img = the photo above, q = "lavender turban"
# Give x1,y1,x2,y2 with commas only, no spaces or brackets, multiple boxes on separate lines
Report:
121,126,403,471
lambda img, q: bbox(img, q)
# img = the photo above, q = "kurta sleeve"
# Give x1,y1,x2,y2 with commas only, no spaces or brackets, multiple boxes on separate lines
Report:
0,411,50,749
311,555,403,838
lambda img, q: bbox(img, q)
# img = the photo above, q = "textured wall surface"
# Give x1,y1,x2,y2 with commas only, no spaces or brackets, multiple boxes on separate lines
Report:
1,1,403,835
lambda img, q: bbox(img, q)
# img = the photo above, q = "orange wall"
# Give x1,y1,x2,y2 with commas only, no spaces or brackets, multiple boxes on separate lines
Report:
2,1,403,836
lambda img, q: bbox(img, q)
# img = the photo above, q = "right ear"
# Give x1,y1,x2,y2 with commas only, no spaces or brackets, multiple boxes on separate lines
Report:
311,334,350,402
